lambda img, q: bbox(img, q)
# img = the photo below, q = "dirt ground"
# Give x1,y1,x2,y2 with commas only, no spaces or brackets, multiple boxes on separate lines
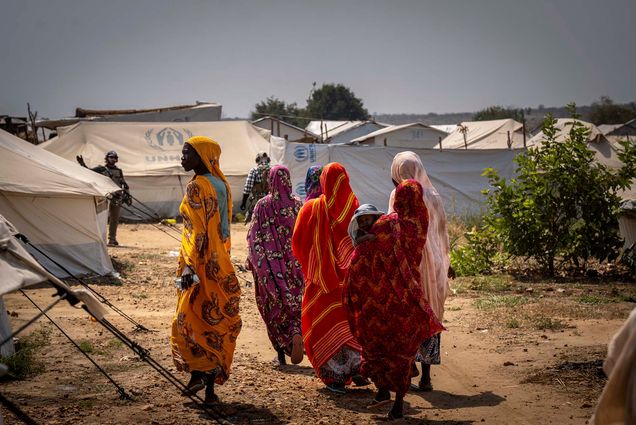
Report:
2,223,635,425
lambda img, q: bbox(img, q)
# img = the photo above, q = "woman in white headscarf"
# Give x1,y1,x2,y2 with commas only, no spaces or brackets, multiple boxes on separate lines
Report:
388,151,453,391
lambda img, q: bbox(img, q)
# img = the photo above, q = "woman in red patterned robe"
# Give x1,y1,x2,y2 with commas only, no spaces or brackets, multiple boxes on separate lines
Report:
343,179,445,420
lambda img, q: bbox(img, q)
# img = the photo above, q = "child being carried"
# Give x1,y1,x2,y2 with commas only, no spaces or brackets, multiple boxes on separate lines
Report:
348,204,385,247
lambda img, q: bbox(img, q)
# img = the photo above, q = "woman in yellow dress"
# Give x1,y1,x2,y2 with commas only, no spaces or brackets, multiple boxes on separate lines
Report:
170,136,242,404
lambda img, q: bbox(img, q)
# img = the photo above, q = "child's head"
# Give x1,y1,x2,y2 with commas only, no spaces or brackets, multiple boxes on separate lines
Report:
357,212,379,232
348,204,384,242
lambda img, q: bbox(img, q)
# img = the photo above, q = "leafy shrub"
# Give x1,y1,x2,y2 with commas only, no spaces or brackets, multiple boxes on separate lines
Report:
483,104,636,275
451,224,508,276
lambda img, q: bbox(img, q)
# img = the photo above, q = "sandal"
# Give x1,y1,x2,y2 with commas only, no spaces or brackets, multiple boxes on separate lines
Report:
325,383,346,395
387,410,404,420
182,373,206,396
352,374,371,387
204,393,220,405
366,398,392,409
409,382,433,392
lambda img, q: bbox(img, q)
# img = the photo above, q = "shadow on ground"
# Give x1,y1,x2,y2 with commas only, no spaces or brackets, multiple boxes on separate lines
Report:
275,364,315,377
414,390,506,410
190,401,283,424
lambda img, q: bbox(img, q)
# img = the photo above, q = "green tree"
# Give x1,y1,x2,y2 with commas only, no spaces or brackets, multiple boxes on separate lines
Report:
251,96,303,127
483,104,636,275
305,83,370,121
588,96,636,125
473,105,524,122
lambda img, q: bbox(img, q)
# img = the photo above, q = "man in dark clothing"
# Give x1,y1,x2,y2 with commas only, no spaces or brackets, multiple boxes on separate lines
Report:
77,150,131,246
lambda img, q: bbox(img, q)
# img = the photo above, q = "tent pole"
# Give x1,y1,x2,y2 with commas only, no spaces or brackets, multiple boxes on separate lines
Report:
0,393,39,425
20,290,132,400
0,295,65,347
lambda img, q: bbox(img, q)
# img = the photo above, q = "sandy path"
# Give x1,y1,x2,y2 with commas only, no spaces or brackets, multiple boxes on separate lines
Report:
0,223,630,424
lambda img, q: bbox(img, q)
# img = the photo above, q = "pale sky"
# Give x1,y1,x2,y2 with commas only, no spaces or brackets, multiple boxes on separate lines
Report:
1,0,635,119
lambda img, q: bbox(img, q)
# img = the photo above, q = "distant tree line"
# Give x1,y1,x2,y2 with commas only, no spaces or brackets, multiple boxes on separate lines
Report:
252,89,636,131
374,97,636,130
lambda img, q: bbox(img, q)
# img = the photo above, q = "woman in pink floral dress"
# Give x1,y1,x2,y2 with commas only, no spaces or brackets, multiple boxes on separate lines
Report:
247,165,305,365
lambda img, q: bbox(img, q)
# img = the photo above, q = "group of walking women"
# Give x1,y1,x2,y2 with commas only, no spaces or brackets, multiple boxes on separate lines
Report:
169,135,452,420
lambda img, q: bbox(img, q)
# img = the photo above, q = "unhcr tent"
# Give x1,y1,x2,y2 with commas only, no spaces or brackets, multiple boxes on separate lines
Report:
440,119,526,149
527,118,623,169
527,118,635,202
41,121,271,219
271,139,518,216
0,129,120,277
350,123,448,149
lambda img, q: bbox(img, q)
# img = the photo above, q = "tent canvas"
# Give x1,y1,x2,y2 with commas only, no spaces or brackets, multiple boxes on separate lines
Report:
527,118,635,201
36,102,222,130
0,129,119,277
350,123,448,149
439,119,526,149
271,139,518,216
41,121,271,219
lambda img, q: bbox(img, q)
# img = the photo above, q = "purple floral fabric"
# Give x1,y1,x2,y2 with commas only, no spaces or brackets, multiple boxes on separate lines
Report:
247,165,305,353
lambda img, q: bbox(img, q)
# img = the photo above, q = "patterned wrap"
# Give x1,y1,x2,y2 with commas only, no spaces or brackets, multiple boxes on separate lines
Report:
344,180,445,394
170,136,241,385
292,162,362,384
247,165,305,354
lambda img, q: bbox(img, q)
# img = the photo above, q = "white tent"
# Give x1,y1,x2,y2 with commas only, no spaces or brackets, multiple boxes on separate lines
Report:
526,118,623,168
350,123,448,149
0,130,120,277
41,121,271,219
252,117,318,143
305,120,386,144
439,119,527,149
527,118,635,201
271,140,518,216
36,102,222,130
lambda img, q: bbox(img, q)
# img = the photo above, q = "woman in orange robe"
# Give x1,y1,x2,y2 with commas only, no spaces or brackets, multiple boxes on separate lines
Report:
171,136,242,404
292,162,365,394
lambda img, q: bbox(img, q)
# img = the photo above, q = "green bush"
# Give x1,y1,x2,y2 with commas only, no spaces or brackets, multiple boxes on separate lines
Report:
483,104,636,275
451,224,507,276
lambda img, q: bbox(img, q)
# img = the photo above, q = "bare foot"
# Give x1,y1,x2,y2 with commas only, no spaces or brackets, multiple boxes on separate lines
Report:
291,334,304,364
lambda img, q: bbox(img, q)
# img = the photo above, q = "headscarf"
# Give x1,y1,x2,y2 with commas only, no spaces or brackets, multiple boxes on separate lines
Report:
292,162,359,293
388,151,450,320
186,136,233,221
304,165,323,202
390,151,436,194
265,164,298,226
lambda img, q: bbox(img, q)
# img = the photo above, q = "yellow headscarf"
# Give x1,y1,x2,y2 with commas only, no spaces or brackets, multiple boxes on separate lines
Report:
186,136,233,220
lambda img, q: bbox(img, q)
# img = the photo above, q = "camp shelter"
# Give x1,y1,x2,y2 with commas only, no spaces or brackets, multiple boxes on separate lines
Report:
349,123,448,148
252,117,318,143
439,119,527,149
270,139,518,215
526,118,623,168
0,129,120,277
305,120,386,144
40,121,271,219
36,102,222,131
527,118,635,201
599,118,636,143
